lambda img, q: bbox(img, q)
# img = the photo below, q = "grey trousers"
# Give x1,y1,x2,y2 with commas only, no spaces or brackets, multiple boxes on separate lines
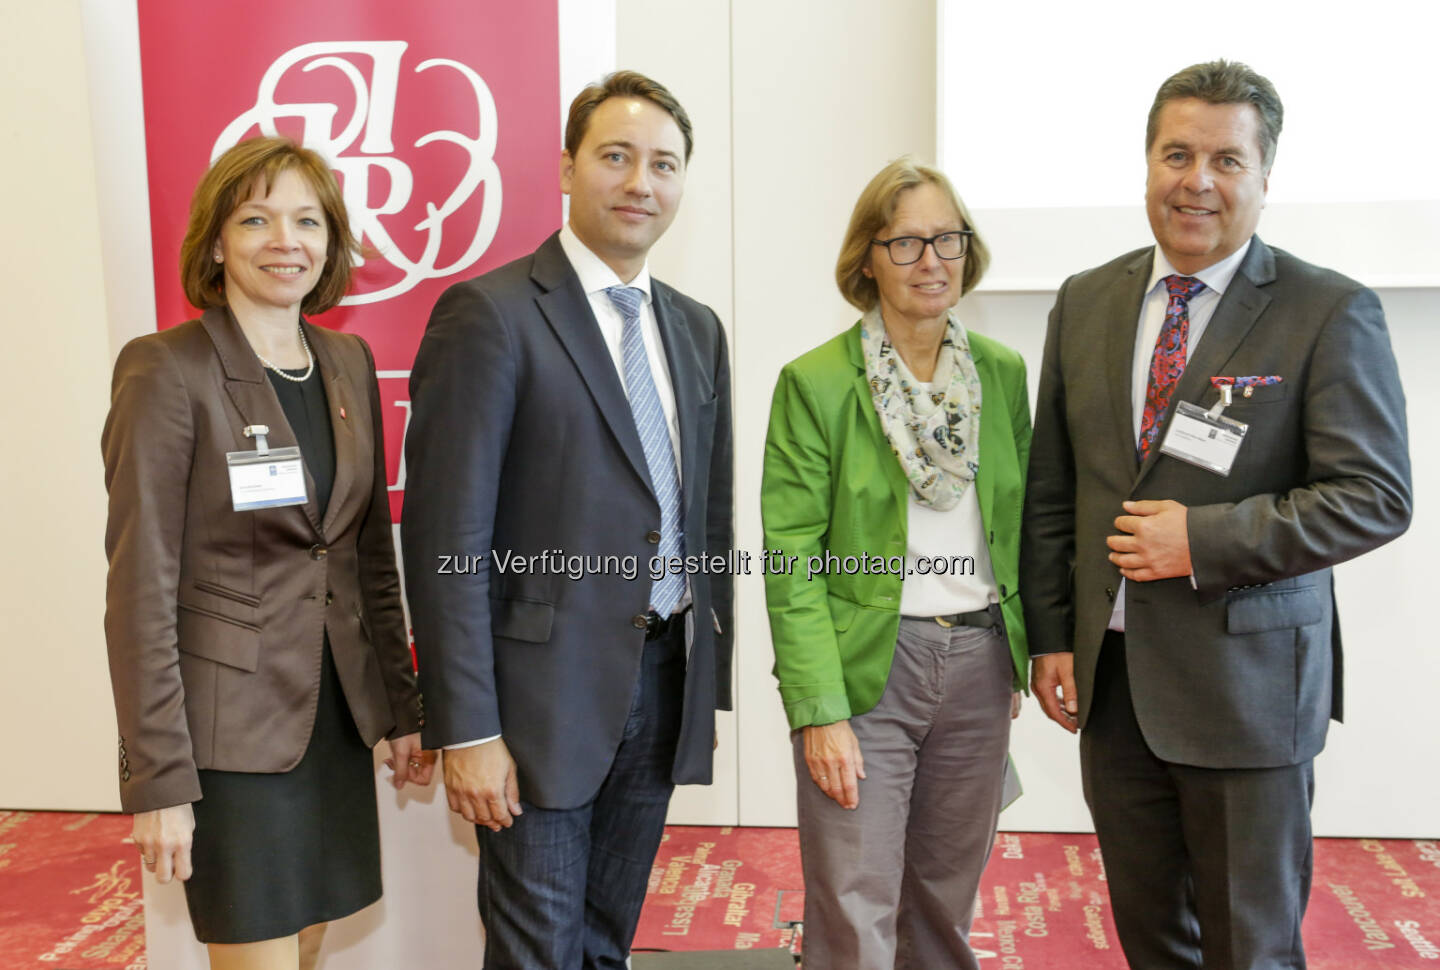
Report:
1082,633,1314,970
794,618,1014,970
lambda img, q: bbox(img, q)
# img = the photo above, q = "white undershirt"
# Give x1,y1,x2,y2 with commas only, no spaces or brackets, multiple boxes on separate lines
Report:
897,378,1000,616
900,484,999,616
1109,240,1251,632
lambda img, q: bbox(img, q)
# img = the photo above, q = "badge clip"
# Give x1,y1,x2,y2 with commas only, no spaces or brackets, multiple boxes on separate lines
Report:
1206,382,1232,420
243,424,272,456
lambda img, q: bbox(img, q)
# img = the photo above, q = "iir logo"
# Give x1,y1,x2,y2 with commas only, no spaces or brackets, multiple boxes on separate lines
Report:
213,40,502,305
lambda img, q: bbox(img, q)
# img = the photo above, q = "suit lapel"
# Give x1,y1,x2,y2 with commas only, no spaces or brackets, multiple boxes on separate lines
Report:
1106,249,1155,478
653,283,702,515
531,235,653,494
203,307,324,536
305,323,359,536
1135,238,1274,487
846,326,911,518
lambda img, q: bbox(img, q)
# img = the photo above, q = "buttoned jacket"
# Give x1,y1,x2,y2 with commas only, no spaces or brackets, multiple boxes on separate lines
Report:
401,232,734,809
1021,237,1412,768
103,308,422,813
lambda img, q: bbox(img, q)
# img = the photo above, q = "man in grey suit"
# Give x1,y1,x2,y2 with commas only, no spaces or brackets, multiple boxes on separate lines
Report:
402,71,733,969
1021,60,1411,970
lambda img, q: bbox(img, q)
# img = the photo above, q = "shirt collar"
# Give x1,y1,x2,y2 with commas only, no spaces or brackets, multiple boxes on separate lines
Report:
1146,237,1252,298
558,224,653,304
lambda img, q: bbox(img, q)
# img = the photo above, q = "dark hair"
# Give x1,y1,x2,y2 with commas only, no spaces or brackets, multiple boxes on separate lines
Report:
564,70,694,162
1146,60,1284,173
179,136,359,314
836,157,990,312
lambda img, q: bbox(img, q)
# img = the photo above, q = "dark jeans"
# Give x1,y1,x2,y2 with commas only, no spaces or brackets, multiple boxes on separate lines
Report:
475,629,685,969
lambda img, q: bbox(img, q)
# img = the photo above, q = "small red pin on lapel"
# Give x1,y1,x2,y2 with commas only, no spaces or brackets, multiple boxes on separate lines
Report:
339,406,347,420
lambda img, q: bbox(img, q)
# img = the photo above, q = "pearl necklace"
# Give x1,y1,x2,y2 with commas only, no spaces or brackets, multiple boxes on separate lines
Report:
255,324,315,382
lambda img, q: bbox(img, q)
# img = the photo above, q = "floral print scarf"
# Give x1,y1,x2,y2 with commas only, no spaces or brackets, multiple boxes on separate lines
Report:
861,305,982,511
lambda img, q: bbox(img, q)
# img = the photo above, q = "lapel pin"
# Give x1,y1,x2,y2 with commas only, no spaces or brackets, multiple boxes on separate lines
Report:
339,406,347,420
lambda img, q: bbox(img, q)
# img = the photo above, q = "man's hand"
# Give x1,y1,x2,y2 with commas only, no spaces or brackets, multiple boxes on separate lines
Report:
1031,653,1078,734
1108,499,1192,581
443,739,522,831
132,803,195,883
802,720,865,810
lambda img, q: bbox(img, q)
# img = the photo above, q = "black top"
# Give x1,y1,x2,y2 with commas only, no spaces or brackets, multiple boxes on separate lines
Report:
267,366,335,516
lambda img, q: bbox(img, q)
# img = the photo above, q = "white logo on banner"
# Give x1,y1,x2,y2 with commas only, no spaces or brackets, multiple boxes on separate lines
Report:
214,41,502,305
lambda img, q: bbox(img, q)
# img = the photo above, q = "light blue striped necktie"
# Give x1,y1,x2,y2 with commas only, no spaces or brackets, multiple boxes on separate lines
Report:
606,286,685,616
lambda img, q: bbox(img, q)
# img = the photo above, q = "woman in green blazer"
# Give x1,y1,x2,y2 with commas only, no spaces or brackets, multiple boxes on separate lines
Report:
762,158,1031,970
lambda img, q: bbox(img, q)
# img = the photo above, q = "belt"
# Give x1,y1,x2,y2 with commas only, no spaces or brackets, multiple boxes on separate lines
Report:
913,603,1001,630
641,606,689,641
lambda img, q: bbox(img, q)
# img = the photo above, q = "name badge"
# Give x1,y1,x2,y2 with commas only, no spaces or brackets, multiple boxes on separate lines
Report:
1159,400,1248,476
226,424,308,511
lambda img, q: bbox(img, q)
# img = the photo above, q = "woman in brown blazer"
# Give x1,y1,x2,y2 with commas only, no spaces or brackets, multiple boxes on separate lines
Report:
102,137,433,970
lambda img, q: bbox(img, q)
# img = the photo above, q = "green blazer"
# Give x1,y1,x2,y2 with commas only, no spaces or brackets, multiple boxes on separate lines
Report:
762,320,1032,730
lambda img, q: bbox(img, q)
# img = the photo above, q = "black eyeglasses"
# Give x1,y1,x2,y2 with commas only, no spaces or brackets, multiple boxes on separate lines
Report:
871,230,973,265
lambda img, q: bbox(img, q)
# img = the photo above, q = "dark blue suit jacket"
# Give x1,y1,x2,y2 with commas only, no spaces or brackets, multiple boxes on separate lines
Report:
402,232,734,809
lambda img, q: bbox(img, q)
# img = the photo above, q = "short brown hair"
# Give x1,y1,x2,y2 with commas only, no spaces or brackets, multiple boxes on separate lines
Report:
835,157,990,312
1146,60,1284,173
564,70,694,163
179,137,359,315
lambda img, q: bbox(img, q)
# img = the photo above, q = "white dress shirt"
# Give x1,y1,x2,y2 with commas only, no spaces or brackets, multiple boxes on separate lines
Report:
558,225,682,470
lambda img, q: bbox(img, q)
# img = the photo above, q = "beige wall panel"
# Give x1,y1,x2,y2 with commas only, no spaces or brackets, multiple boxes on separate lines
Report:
730,0,938,826
618,0,740,825
0,0,120,810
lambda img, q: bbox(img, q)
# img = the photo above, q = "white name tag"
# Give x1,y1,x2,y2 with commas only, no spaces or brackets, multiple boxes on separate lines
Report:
226,446,308,510
1159,400,1248,476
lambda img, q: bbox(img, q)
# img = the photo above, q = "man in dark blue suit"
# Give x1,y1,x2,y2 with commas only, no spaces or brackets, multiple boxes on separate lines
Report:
402,71,733,969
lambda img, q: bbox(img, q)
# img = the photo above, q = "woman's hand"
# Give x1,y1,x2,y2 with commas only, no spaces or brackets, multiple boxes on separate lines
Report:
803,720,866,810
132,804,195,883
1011,691,1023,720
384,733,437,789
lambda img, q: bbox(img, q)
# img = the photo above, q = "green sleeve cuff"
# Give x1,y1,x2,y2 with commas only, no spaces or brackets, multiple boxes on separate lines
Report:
780,689,853,731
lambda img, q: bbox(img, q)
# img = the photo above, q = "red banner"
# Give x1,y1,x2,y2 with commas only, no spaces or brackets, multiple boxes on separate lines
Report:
137,0,562,521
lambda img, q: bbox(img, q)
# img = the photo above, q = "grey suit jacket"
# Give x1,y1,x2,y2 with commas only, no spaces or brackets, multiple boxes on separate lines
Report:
1021,237,1411,769
103,308,423,813
402,232,734,809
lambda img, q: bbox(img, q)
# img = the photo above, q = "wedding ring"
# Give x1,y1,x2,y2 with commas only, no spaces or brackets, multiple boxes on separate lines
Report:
408,759,422,768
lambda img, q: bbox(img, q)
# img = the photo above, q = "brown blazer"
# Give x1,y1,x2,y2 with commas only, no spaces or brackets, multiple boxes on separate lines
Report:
103,307,422,813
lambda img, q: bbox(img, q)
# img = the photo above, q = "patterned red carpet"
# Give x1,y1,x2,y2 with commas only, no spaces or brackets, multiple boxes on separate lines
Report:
3,810,1439,968
634,827,1440,967
0,812,144,969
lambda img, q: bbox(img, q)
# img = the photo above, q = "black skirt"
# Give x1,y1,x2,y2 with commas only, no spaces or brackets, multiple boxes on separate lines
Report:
183,636,382,943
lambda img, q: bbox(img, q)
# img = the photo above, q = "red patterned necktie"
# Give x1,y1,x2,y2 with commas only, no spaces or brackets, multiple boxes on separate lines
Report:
1137,274,1206,461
